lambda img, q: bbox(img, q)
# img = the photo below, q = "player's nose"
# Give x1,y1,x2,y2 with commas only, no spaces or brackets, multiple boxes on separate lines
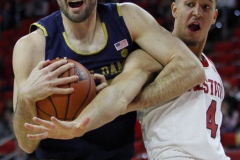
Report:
192,5,203,18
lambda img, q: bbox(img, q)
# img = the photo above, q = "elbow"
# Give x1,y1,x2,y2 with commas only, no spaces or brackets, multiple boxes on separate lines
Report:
194,62,205,84
16,138,37,154
24,148,35,154
199,67,206,83
18,143,36,154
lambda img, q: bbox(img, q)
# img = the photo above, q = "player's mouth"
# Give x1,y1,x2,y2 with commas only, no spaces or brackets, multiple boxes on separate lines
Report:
69,0,83,8
188,22,201,32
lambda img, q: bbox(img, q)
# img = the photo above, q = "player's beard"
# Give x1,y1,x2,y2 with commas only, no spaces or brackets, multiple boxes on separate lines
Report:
58,0,97,23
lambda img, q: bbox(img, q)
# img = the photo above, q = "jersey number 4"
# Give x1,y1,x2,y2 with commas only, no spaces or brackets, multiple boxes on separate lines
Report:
206,100,218,138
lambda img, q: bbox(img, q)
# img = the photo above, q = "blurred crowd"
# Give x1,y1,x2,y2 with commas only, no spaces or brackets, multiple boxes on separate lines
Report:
221,80,240,134
0,0,239,39
0,0,240,159
0,0,58,32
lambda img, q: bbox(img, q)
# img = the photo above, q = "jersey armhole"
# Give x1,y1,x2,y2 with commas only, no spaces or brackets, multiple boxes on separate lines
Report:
116,3,123,17
30,23,48,37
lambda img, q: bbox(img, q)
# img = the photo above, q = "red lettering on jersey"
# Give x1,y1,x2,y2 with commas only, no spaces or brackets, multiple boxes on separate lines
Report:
208,79,214,96
214,81,218,97
203,81,208,93
192,79,223,99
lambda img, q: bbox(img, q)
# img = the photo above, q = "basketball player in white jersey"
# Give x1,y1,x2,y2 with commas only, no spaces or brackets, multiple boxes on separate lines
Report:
137,0,230,159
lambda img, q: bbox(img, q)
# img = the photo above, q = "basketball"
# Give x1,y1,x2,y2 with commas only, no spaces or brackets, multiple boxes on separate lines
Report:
36,58,96,121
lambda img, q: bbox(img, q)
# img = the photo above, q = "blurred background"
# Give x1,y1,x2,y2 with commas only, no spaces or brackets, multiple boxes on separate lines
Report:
0,0,239,159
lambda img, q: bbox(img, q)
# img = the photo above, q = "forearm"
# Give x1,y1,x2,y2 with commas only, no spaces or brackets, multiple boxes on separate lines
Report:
127,55,205,111
75,86,127,133
13,96,40,153
76,67,152,133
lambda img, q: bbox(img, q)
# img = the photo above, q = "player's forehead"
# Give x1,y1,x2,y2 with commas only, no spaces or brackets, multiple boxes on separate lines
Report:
176,0,216,4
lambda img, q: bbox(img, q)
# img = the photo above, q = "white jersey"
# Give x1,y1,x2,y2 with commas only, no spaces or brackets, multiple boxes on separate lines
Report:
138,54,230,160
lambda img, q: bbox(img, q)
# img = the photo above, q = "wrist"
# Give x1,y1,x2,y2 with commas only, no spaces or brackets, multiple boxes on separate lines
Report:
18,83,36,105
17,85,36,116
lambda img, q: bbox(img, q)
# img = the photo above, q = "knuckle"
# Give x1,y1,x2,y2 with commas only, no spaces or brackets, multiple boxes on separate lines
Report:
45,73,55,81
41,68,49,75
45,87,53,94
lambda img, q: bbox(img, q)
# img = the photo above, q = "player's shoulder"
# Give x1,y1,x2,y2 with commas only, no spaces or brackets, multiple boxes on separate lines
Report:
118,2,153,35
118,2,138,7
14,29,45,49
13,29,46,61
119,2,144,14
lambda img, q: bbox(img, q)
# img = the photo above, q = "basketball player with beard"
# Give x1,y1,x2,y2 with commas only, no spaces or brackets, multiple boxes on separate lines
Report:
13,0,205,159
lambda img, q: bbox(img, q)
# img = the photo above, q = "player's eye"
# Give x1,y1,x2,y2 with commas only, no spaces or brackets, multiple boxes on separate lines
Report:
203,4,211,10
186,2,195,7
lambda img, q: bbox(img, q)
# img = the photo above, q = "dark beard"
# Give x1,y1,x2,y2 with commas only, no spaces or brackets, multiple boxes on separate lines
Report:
60,7,91,23
58,1,97,23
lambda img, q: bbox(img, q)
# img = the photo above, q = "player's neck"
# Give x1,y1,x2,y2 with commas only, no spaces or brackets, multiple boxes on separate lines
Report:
188,44,204,60
62,10,99,41
61,11,106,53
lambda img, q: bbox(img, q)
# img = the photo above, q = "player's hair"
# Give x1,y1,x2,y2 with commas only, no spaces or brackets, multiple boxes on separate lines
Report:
174,0,218,7
175,0,218,1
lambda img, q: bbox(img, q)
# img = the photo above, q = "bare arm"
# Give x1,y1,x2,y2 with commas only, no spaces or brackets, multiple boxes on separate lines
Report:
22,2,204,140
77,49,162,132
12,29,78,153
13,31,46,153
24,49,162,139
120,3,205,111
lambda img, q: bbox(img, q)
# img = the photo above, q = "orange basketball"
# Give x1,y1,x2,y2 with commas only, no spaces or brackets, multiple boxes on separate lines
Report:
36,58,96,121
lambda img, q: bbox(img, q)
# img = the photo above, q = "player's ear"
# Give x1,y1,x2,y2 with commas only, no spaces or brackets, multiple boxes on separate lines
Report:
212,9,218,24
171,2,178,19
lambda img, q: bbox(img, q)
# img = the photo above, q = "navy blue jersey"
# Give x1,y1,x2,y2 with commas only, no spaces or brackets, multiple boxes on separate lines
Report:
30,3,137,160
